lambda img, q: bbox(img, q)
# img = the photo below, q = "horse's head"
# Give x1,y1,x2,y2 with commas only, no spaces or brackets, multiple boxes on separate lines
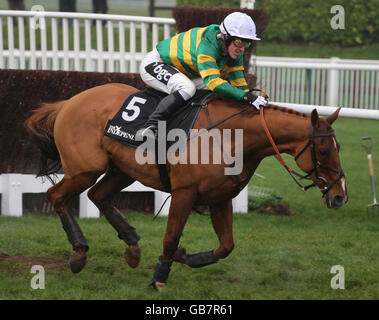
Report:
294,108,348,209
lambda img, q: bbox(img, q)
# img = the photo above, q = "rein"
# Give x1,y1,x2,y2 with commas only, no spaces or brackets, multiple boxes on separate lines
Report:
259,106,345,196
259,107,316,192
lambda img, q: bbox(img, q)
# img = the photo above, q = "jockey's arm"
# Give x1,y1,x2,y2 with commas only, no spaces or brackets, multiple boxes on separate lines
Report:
197,52,248,101
223,58,250,93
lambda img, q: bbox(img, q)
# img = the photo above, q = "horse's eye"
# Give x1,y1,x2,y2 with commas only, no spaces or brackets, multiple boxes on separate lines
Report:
319,149,329,157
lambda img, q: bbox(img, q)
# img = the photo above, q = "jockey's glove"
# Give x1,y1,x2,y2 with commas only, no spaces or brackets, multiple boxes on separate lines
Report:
243,93,268,110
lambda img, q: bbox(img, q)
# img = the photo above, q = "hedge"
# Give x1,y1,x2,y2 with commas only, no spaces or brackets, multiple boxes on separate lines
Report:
173,6,270,36
254,0,379,46
0,70,146,174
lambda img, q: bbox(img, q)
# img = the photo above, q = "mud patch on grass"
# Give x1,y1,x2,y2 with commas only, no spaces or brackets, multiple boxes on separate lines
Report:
0,253,68,276
254,201,292,216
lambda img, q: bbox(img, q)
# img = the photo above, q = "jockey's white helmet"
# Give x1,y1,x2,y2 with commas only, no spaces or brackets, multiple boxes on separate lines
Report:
219,12,261,41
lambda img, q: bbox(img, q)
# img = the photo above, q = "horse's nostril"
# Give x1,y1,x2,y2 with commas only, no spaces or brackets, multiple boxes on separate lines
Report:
334,195,344,206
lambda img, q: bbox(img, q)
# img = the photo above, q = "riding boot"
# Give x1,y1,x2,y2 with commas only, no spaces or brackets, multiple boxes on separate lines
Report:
137,91,185,140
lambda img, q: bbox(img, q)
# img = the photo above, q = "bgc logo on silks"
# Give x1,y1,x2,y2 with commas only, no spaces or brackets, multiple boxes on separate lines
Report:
145,62,178,85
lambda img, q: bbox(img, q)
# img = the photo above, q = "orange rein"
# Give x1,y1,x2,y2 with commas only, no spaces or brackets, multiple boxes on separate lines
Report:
254,88,320,192
251,88,296,174
260,107,295,173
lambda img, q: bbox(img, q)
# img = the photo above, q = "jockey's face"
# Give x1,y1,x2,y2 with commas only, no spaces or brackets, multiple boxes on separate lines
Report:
227,41,246,59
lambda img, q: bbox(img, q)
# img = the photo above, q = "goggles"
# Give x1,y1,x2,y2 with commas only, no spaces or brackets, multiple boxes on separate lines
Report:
231,38,252,48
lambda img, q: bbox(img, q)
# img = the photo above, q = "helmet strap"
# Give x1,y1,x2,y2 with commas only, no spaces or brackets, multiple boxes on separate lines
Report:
225,35,233,47
221,22,233,47
217,33,228,56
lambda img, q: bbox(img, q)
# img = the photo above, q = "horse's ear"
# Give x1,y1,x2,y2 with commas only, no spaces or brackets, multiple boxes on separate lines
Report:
311,109,319,128
327,107,341,125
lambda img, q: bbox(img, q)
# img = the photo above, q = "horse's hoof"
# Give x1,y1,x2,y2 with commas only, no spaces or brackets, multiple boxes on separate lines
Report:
69,250,87,273
173,246,186,264
151,281,166,291
125,245,141,268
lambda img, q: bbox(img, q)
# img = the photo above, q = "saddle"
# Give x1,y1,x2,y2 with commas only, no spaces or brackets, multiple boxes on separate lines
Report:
105,88,213,149
104,88,213,192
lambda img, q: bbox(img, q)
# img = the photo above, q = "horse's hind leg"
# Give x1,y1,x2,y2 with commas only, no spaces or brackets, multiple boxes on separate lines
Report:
47,171,102,273
87,164,141,268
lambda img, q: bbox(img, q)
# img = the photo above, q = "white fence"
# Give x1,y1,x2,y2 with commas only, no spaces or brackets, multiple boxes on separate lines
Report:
0,10,176,73
0,174,248,217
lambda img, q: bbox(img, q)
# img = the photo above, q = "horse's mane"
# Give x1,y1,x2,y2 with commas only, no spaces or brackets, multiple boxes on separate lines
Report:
264,104,309,118
209,96,309,119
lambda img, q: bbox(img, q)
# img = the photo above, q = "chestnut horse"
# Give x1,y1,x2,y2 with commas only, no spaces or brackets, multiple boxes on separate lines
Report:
25,83,348,290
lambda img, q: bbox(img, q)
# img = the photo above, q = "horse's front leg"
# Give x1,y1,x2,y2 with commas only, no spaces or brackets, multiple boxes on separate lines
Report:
173,199,233,266
210,199,234,258
150,186,197,291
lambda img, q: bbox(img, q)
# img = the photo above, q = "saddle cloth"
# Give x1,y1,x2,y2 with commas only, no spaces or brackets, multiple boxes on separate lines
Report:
104,88,213,150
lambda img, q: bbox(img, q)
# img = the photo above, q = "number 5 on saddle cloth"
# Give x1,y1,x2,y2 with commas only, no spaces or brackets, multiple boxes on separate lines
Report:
104,88,213,192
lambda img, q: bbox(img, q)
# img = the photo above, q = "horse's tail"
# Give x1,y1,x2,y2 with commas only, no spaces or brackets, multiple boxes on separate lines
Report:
24,101,65,182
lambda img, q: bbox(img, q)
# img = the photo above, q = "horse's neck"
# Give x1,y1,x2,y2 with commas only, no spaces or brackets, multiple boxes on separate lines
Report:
204,102,310,159
245,107,310,159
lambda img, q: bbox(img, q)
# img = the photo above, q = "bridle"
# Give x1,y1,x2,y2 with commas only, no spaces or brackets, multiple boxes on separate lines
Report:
260,106,345,197
293,125,345,195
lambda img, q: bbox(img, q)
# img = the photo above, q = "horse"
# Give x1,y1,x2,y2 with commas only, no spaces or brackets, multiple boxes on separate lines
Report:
25,83,348,290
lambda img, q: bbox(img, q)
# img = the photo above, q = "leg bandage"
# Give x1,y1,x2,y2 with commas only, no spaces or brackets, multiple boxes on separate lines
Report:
186,250,219,268
104,207,141,245
150,256,173,284
59,212,89,250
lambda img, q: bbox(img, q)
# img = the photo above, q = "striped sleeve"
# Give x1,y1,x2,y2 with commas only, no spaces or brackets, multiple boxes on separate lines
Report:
223,56,249,92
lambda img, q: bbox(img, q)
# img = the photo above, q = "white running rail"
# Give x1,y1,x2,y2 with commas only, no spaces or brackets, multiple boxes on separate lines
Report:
251,56,379,111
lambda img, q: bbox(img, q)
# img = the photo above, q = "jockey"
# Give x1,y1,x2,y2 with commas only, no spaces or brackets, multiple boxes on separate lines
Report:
138,11,268,138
